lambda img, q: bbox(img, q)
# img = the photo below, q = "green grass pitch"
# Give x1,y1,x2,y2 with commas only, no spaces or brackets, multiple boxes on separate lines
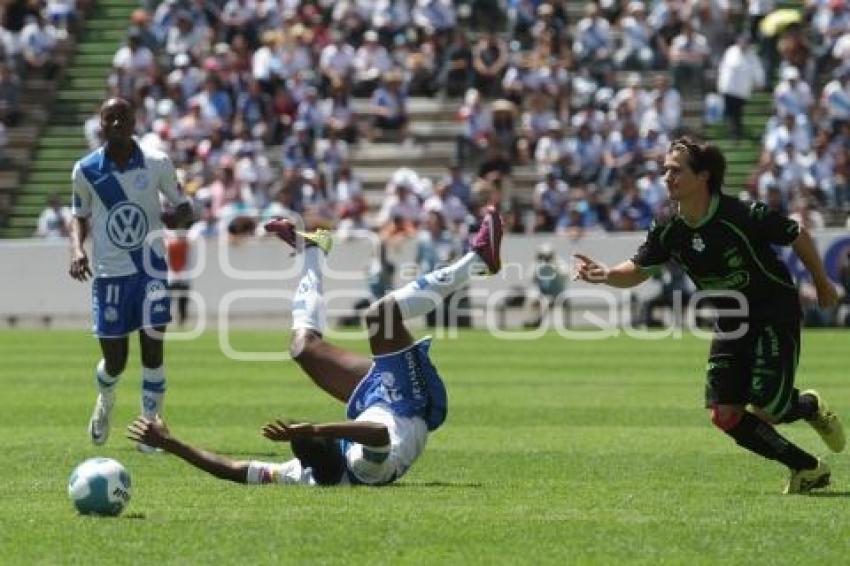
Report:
1,329,848,564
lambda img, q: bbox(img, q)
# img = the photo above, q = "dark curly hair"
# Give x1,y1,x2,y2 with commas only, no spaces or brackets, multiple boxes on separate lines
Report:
668,137,726,194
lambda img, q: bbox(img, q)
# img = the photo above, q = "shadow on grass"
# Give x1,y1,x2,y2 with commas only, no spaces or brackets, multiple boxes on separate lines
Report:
809,491,850,498
123,512,147,519
391,481,484,489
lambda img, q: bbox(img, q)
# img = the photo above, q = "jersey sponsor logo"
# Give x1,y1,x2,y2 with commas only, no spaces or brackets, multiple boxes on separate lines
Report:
103,306,119,322
106,202,148,250
691,234,706,253
146,279,168,302
696,270,750,290
132,172,150,191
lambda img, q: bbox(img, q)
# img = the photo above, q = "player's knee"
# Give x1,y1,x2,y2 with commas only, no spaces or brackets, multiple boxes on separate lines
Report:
140,350,163,369
104,359,126,377
345,443,392,485
710,404,744,432
364,296,398,331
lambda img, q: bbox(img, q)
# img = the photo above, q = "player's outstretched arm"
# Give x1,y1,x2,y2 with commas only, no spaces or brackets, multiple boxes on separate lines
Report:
68,217,92,282
573,254,649,288
262,419,390,448
127,417,250,483
792,228,839,308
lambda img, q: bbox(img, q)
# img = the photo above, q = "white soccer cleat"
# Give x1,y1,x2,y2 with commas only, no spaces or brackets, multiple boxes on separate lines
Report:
88,390,115,446
802,390,846,453
784,460,831,495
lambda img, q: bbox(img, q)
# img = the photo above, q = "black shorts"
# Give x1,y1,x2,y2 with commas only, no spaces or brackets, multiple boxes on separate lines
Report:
704,320,800,419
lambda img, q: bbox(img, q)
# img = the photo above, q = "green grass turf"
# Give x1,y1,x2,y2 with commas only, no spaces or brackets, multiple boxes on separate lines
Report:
1,329,848,564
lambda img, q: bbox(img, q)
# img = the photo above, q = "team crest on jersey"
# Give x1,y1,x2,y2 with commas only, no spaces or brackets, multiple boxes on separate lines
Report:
104,306,119,322
106,202,148,250
146,280,168,302
133,172,150,191
691,234,706,253
380,372,396,388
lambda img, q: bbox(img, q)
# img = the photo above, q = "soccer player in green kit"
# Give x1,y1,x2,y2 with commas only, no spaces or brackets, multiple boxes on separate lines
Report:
575,137,844,494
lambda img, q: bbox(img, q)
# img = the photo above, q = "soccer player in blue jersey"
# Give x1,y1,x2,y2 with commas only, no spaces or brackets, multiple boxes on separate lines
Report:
575,137,844,494
69,98,192,450
127,208,503,486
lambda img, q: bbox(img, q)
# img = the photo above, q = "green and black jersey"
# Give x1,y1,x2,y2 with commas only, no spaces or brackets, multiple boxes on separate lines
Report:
632,194,802,325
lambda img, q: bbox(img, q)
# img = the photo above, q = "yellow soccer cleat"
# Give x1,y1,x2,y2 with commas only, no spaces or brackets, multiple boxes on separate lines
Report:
803,390,846,453
265,219,333,255
784,460,831,495
298,228,333,255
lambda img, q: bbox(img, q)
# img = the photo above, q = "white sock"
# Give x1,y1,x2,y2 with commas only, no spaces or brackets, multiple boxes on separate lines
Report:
141,365,166,418
390,252,486,319
292,247,326,333
95,359,119,395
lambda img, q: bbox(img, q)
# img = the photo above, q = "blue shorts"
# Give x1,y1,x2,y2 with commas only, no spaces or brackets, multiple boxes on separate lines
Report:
346,337,448,432
92,273,171,338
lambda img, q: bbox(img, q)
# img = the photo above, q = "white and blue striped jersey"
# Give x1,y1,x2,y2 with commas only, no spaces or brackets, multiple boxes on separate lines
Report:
71,141,188,278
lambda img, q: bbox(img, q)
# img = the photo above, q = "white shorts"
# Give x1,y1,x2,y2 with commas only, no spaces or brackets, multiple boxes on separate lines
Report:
245,405,428,486
345,404,428,485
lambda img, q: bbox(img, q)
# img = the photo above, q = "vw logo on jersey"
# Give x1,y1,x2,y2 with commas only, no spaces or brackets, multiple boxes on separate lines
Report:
133,172,150,191
106,202,148,250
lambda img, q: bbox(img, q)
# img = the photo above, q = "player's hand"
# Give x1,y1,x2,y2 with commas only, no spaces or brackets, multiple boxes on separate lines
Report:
261,420,316,442
573,253,608,284
815,278,839,309
127,416,171,448
69,250,92,282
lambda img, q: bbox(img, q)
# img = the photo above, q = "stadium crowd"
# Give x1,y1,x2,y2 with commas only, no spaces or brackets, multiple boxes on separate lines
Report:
60,0,848,247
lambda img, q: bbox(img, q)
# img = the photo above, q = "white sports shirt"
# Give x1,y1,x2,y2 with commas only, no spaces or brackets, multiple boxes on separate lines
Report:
71,141,188,278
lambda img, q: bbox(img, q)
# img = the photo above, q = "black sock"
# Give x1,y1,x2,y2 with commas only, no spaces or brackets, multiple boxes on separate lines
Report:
778,390,819,424
725,412,818,471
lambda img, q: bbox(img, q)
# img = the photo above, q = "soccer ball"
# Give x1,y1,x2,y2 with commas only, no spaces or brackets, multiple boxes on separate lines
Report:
67,458,132,516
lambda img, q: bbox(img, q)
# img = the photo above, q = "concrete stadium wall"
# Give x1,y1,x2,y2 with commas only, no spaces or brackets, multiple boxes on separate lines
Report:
1,230,848,329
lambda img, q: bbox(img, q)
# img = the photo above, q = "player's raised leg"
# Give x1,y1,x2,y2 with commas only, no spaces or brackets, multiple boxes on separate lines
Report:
89,337,128,445
366,206,503,355
265,218,372,403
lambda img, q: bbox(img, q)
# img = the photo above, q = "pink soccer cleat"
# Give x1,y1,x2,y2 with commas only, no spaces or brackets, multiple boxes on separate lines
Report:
471,206,503,274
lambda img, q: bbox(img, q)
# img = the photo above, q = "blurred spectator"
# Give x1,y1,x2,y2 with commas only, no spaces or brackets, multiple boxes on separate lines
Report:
440,28,473,97
165,10,208,63
773,65,813,118
443,162,472,207
319,31,355,96
616,1,655,70
533,171,568,232
573,4,613,74
718,34,765,140
352,29,392,97
472,31,508,97
35,193,70,239
111,30,156,98
613,179,653,231
637,160,667,213
668,21,710,95
368,70,409,142
0,63,20,126
377,181,420,237
415,210,464,327
523,243,568,328
423,180,469,228
564,122,604,184
649,74,682,132
20,13,58,79
455,87,491,167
